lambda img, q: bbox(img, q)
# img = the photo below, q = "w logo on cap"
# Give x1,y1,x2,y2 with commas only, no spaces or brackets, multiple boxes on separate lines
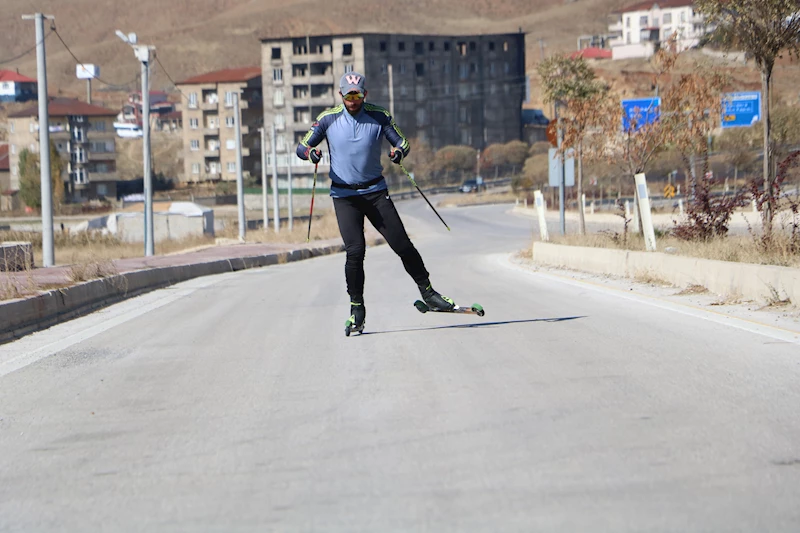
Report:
345,74,362,85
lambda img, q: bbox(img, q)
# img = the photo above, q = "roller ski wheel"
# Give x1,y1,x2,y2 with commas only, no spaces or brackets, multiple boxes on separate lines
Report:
414,300,485,317
345,302,366,337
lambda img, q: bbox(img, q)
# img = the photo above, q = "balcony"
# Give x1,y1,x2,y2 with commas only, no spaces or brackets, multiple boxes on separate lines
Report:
293,51,333,63
201,101,218,111
609,21,623,33
204,126,219,135
91,171,118,181
89,151,116,161
204,148,220,158
291,74,334,86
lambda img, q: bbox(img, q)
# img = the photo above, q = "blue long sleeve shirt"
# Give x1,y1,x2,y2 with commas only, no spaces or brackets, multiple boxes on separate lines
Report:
296,103,411,198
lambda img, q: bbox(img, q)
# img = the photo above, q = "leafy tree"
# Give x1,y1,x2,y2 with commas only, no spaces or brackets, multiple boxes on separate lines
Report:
697,0,800,238
431,145,477,184
503,140,530,175
537,54,607,234
18,142,65,211
717,128,757,185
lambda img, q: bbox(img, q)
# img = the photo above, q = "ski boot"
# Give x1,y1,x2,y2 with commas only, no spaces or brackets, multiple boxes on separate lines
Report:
344,301,366,336
419,283,455,312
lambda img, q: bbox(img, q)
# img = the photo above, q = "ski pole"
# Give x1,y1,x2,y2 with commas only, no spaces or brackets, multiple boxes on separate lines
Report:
306,161,319,242
399,163,450,231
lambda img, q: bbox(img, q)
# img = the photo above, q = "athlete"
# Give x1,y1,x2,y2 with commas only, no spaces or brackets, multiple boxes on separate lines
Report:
296,72,454,331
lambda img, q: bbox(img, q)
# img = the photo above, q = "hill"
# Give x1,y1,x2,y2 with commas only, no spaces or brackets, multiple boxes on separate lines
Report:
1,0,626,100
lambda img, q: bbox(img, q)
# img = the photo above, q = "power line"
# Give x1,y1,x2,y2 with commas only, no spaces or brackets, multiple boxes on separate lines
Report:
0,29,52,65
154,54,191,102
50,25,139,89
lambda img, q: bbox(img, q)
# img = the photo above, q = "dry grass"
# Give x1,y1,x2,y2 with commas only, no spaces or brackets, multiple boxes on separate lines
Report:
549,232,800,269
216,208,348,244
438,192,520,208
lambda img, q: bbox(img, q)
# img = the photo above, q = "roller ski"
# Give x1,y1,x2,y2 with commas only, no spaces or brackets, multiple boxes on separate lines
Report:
413,284,485,317
344,301,366,336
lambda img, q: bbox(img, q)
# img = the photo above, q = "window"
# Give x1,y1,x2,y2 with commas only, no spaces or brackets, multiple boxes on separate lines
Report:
12,166,17,176
227,162,236,173
458,42,467,56
663,13,672,24
399,63,406,74
459,64,468,79
10,145,15,155
343,43,353,56
225,91,235,107
504,62,510,74
415,63,425,76
490,63,496,75
272,47,281,59
429,42,435,51
459,107,468,122
277,134,286,151
189,92,198,108
9,123,13,133
208,117,218,129
626,32,631,44
488,42,495,52
344,64,354,73
469,41,476,51
273,68,283,82
275,114,286,128
414,42,424,54
416,108,426,126
398,41,405,52
415,86,425,100
226,139,235,150
29,121,35,133
626,16,631,27
503,41,509,52
97,184,108,196
470,63,478,74
274,89,284,107
680,11,686,22
400,86,407,97
190,118,199,129
381,63,388,74
380,41,387,52
94,121,105,131
444,63,451,74
226,116,234,128
190,139,200,151
192,163,200,174
472,83,479,95
444,42,451,52
429,58,436,67
640,15,648,25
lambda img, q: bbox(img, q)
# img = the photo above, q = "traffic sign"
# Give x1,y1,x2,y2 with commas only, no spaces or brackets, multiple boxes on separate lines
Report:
549,148,575,187
622,97,661,132
664,184,676,198
721,92,761,129
546,119,558,147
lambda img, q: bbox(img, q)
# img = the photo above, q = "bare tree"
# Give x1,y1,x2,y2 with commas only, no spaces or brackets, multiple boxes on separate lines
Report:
696,0,800,238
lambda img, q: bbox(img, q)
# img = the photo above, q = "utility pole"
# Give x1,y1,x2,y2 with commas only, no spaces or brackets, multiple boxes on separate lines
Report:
116,30,155,256
388,64,395,117
259,127,268,230
286,145,294,232
556,103,566,235
22,13,55,267
234,92,246,242
271,123,280,233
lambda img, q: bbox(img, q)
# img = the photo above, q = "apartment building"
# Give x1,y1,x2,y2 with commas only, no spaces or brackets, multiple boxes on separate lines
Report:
7,98,118,204
260,32,526,175
176,67,263,183
608,0,708,59
0,70,37,103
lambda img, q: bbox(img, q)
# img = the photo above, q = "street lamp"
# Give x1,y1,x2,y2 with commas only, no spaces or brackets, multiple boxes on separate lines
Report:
116,29,155,256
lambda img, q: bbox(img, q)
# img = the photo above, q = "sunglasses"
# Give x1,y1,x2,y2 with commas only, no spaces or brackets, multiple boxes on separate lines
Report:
342,91,365,101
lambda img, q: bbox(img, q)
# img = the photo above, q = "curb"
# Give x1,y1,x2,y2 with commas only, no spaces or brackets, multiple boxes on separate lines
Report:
0,243,350,345
532,242,800,305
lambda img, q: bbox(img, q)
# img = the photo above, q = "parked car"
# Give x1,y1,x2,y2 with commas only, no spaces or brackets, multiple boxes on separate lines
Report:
460,179,484,193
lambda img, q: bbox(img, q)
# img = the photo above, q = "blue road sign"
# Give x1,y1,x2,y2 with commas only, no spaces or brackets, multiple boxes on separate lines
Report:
622,97,661,132
721,91,761,128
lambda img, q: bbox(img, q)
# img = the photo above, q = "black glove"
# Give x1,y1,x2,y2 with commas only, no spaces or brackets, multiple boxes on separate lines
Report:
388,148,403,165
306,148,322,164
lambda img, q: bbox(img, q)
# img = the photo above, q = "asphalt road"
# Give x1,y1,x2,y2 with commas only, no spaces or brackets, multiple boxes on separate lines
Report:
1,202,799,532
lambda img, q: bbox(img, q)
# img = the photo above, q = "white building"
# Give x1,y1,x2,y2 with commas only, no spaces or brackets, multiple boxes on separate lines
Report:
608,0,708,60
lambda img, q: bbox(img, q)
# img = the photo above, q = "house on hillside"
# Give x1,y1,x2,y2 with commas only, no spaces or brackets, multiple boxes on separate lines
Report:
0,70,37,103
176,67,263,183
608,0,710,60
7,98,119,206
116,91,176,129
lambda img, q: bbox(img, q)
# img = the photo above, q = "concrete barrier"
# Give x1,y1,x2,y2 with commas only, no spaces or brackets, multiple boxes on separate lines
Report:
0,243,350,344
533,242,800,305
0,242,34,271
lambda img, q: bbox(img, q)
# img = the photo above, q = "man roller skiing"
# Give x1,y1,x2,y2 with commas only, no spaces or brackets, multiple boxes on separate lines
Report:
296,72,454,333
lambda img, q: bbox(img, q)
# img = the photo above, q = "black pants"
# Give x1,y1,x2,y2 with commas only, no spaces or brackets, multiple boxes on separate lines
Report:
333,190,429,302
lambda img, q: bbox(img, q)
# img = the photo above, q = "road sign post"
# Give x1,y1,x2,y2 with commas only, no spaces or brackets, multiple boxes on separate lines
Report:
635,173,657,251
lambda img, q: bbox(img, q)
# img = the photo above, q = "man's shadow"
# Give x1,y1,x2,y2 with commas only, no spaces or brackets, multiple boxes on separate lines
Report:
361,316,584,335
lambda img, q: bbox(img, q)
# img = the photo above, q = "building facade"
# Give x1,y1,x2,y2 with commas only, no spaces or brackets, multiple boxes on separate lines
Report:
7,98,118,203
608,0,708,59
176,68,263,183
260,32,527,175
0,70,37,103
